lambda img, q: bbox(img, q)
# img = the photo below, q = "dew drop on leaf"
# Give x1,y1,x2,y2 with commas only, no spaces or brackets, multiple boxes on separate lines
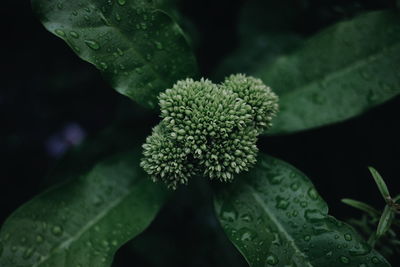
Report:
36,234,44,243
22,247,34,259
99,62,108,71
265,254,279,265
304,209,324,222
339,256,350,264
371,257,380,264
70,31,80,39
303,235,311,242
154,41,163,50
344,233,352,241
290,182,300,191
117,0,126,6
240,214,252,222
307,188,318,200
84,40,100,50
275,197,289,210
51,225,63,236
55,29,66,37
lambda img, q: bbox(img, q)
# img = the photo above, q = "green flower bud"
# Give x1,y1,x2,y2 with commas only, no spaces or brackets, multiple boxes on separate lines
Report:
221,74,279,132
141,74,279,189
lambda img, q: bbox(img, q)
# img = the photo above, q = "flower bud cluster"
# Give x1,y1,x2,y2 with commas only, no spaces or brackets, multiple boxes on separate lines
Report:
140,74,278,189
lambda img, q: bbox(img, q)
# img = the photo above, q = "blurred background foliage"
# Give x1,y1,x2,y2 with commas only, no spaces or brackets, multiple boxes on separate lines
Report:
0,0,399,266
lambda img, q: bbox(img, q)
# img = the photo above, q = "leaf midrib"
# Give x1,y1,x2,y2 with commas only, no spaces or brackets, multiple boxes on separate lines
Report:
33,186,133,267
247,185,314,267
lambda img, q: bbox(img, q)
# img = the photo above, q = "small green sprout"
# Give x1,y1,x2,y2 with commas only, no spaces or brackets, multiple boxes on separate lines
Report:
140,74,279,189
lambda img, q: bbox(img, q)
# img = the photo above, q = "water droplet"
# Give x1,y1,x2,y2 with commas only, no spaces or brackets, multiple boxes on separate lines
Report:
135,68,143,75
36,234,44,243
154,41,163,50
344,233,352,241
23,248,34,259
240,213,253,222
73,46,81,53
300,201,308,208
290,182,300,191
55,29,66,37
266,254,279,265
303,235,311,241
98,62,108,71
117,0,126,5
371,257,380,264
307,188,318,200
70,31,79,39
339,256,350,264
276,196,289,210
52,225,63,236
349,243,370,256
84,40,100,50
140,23,147,30
221,206,238,222
241,231,252,242
304,209,324,222
116,48,124,56
268,174,284,185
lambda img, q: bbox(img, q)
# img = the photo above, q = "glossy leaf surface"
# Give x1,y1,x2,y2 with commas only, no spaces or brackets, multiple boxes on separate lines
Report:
0,151,168,267
32,0,198,108
257,10,400,134
215,153,391,266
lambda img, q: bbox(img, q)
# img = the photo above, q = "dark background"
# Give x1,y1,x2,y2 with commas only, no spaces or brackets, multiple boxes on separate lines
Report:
1,0,399,266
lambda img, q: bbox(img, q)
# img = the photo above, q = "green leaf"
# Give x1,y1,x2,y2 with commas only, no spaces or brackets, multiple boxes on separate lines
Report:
0,150,168,267
376,205,395,239
341,198,380,217
368,167,391,202
214,153,391,266
256,10,400,134
31,0,198,109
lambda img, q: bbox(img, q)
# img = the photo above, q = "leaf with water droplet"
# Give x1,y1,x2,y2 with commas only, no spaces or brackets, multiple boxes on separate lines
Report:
32,0,198,109
214,153,390,266
0,151,168,267
255,11,400,135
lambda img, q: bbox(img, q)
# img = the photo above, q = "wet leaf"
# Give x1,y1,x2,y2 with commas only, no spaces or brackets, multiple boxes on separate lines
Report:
214,153,391,266
0,151,168,267
31,0,198,108
257,10,400,134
